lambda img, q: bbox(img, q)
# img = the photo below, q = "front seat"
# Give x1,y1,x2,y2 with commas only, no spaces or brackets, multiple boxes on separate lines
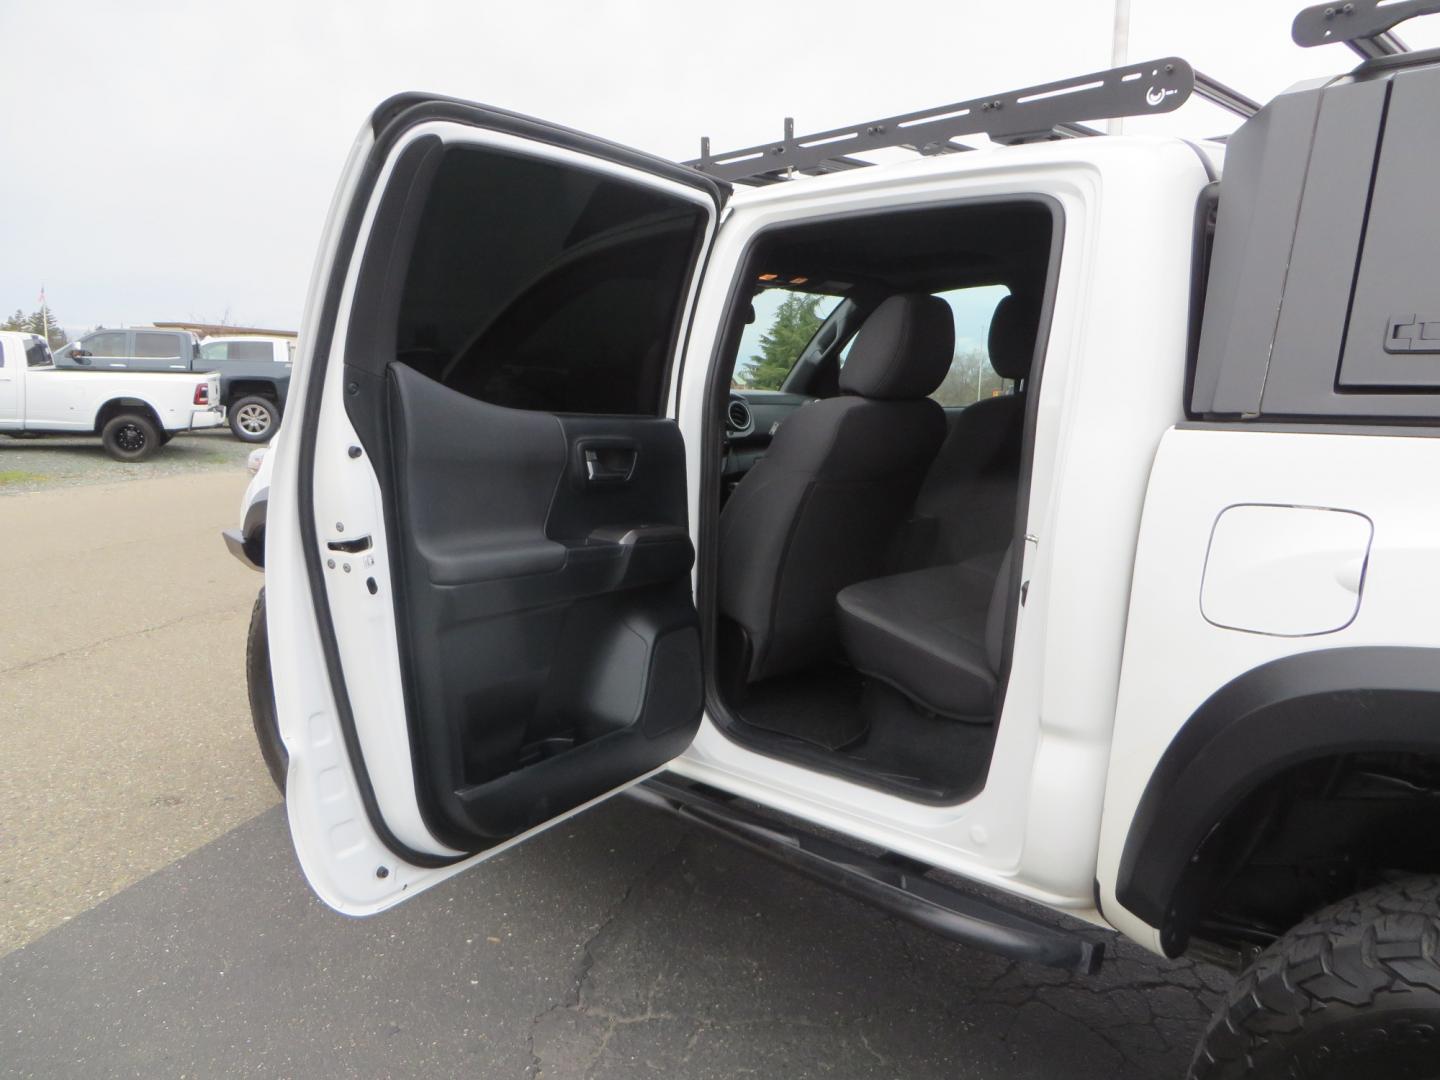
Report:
718,293,955,684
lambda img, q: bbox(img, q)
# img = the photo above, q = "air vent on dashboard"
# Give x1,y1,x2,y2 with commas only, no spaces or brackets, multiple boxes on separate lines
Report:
726,396,754,436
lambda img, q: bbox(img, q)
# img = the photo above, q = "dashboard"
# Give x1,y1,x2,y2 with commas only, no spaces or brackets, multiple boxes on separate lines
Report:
723,389,815,489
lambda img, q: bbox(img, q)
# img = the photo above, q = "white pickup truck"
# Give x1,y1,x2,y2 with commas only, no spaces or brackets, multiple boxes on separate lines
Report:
233,2,1440,1076
0,332,223,460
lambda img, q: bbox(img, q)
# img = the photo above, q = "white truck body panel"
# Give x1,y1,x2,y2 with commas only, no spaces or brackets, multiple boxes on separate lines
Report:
1098,426,1440,949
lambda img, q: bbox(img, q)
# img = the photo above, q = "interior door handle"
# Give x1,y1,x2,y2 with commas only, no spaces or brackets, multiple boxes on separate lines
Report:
585,449,635,482
575,438,639,485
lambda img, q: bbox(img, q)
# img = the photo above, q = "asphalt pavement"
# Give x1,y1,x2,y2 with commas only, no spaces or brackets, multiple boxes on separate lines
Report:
1,798,1230,1079
0,462,274,954
0,460,1232,1079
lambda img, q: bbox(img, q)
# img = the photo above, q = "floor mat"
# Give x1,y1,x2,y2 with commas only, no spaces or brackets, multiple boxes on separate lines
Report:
735,664,869,750
846,681,996,800
731,670,997,801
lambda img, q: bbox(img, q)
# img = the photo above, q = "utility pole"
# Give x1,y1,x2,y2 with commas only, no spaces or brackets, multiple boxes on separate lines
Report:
1109,0,1132,135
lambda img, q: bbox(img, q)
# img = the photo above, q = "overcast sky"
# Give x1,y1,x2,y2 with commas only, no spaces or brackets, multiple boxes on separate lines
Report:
4,0,1437,335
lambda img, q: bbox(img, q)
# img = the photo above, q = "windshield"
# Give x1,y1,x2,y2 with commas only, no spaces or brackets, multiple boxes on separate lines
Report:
732,287,843,390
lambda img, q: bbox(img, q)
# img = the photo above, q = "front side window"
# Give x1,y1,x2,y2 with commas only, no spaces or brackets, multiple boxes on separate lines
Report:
133,332,181,359
395,146,710,415
85,331,127,356
732,286,842,390
200,342,229,363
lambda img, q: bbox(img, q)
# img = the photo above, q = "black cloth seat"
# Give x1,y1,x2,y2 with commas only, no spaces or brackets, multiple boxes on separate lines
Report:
836,548,1010,721
719,293,955,683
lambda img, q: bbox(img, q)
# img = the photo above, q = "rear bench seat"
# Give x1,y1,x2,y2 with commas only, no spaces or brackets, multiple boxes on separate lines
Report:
832,291,1039,723
835,547,1011,722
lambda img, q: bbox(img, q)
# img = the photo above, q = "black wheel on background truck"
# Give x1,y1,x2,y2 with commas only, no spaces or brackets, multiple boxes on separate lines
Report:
1190,876,1440,1080
247,588,287,793
100,412,160,462
229,395,279,443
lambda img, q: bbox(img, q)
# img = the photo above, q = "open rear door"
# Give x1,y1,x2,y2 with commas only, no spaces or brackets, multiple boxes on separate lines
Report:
265,95,724,913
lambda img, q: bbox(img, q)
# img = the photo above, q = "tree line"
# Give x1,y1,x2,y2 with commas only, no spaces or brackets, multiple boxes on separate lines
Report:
2,307,69,350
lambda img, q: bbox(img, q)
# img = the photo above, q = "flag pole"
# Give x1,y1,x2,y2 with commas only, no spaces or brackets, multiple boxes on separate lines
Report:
39,285,49,344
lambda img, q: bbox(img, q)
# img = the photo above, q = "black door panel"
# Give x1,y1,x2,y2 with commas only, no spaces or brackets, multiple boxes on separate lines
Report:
385,363,700,848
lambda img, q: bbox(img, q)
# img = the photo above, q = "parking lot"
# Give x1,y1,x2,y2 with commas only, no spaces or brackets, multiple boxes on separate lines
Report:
0,428,255,496
0,434,1230,1079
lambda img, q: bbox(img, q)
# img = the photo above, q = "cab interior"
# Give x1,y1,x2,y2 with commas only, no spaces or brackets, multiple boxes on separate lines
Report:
704,200,1057,802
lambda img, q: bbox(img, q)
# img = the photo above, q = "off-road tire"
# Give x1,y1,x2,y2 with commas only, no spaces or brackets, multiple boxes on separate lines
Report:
229,395,278,443
100,413,160,462
1190,876,1440,1080
247,588,287,793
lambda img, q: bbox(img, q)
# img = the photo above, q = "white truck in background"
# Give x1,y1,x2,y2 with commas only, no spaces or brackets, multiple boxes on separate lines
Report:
0,332,222,461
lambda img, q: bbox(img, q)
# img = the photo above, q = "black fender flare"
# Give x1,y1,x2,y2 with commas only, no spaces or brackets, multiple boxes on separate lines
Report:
1115,646,1440,954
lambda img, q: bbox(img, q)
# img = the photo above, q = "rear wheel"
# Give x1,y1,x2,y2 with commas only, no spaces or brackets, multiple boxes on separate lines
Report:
246,588,287,793
229,395,278,443
1190,876,1440,1079
100,413,160,462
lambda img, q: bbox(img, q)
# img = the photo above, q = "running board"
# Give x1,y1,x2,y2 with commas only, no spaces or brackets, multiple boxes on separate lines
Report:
628,775,1103,974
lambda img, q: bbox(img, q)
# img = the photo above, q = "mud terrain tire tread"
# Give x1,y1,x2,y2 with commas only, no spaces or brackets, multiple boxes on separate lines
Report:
1189,876,1440,1080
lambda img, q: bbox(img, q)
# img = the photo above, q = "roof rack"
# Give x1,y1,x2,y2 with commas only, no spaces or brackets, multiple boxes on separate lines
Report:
1292,0,1440,59
687,57,1259,186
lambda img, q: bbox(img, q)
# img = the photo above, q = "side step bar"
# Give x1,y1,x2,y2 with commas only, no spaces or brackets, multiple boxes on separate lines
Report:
628,775,1103,974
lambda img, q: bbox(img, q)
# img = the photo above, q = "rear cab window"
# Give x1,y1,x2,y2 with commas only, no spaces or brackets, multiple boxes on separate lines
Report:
929,284,1013,407
202,340,281,364
227,340,276,362
25,338,53,368
837,284,1014,406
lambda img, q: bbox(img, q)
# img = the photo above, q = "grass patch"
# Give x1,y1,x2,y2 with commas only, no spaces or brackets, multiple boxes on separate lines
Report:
0,470,44,486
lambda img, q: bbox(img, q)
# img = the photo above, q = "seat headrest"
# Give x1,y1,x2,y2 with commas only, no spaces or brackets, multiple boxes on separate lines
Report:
839,294,955,401
986,294,1040,381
